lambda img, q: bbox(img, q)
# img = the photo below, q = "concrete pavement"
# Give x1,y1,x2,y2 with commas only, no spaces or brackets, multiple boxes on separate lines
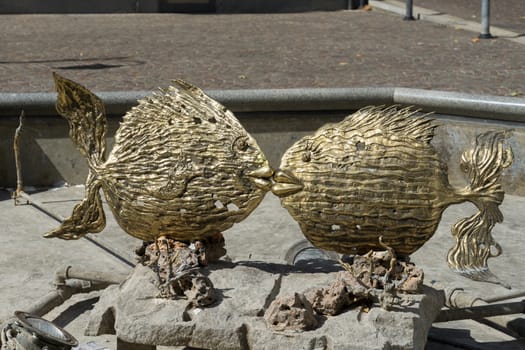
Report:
1,3,525,97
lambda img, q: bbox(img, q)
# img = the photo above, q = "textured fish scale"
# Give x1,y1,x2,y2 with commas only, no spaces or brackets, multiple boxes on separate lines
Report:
280,107,455,255
99,82,267,241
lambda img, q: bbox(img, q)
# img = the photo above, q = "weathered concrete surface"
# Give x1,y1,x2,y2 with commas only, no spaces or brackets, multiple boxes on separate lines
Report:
2,187,525,349
0,189,132,325
87,261,444,350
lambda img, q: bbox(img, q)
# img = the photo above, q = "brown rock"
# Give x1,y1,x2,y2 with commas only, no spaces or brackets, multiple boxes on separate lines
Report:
305,279,351,316
184,275,215,307
264,293,318,331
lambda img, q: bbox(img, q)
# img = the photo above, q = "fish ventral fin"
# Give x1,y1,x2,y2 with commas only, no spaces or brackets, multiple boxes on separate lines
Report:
53,72,107,167
44,172,106,240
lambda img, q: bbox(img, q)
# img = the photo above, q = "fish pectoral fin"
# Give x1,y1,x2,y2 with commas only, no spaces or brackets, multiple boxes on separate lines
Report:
44,179,106,240
151,173,199,200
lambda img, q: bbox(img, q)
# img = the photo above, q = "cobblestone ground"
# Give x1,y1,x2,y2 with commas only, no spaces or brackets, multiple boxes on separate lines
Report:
1,6,524,96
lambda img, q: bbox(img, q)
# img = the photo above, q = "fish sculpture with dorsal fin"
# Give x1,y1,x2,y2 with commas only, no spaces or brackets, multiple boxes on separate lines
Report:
46,73,273,242
272,106,513,287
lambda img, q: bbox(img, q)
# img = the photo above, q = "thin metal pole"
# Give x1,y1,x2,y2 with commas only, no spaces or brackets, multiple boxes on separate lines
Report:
404,0,415,20
479,0,493,38
347,0,358,10
12,112,24,198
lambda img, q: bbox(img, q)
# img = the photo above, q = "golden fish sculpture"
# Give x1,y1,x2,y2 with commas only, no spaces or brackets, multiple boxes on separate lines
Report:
45,73,273,244
272,106,513,286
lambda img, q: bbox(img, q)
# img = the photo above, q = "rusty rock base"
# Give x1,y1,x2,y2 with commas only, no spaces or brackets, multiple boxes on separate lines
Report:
86,259,444,350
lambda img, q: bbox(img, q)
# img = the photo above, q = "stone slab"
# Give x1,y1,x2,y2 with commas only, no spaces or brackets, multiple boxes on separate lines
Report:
87,261,444,350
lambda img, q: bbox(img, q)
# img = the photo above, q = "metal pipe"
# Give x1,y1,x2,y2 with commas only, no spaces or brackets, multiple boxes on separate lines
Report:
404,0,415,20
23,266,127,318
24,291,65,317
485,290,525,303
63,265,128,285
479,0,493,39
437,287,525,338
24,280,91,317
444,286,484,309
434,300,525,322
2,87,525,122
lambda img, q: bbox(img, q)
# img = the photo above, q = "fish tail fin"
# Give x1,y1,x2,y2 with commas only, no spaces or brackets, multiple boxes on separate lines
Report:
448,131,513,287
44,171,106,239
47,73,108,240
53,72,107,168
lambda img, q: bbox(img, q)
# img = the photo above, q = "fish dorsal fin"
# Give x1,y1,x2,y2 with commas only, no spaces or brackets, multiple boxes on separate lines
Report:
342,106,436,144
121,79,244,135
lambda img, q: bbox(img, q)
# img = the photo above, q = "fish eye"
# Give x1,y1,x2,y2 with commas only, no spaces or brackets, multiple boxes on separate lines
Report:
302,151,312,162
233,136,249,151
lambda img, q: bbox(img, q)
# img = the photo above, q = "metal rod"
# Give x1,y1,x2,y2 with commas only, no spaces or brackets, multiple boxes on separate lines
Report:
13,111,24,198
10,119,135,268
404,0,415,20
484,289,525,303
479,0,493,39
15,192,135,267
347,0,357,10
65,266,128,285
434,300,525,322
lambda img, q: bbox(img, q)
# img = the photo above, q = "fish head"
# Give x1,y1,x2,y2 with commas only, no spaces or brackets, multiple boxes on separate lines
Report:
102,80,276,237
228,132,274,192
272,135,325,199
272,123,352,199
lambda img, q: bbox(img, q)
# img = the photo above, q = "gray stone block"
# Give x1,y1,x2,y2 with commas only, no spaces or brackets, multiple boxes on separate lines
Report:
87,262,444,349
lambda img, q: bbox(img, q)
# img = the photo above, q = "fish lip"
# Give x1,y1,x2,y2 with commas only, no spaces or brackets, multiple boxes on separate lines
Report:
247,165,274,191
271,169,304,197
251,177,272,191
271,183,303,197
273,169,302,185
247,165,274,179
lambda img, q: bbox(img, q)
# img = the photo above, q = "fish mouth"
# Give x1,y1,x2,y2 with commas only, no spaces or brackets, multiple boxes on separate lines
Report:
271,169,304,197
247,165,274,191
